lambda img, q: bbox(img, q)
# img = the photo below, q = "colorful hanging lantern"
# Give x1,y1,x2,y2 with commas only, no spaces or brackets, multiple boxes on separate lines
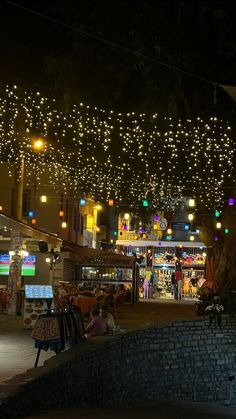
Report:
59,210,64,218
80,198,86,206
108,199,114,206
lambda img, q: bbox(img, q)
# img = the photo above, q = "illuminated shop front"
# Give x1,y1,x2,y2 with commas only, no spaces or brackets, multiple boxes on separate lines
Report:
116,240,206,299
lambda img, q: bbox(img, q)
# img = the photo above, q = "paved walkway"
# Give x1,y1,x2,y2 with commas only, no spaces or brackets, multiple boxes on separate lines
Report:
0,299,197,384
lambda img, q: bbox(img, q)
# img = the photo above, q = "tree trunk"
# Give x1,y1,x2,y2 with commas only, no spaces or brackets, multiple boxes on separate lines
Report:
214,235,236,295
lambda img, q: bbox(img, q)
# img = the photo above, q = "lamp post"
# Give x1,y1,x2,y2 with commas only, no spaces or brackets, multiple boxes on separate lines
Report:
8,138,46,315
15,137,46,221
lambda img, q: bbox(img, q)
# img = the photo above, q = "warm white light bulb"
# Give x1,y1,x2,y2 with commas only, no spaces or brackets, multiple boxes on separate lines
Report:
188,198,195,207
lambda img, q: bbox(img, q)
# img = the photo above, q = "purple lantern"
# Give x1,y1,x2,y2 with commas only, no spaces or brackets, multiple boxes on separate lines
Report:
123,224,128,231
228,197,235,206
141,228,145,233
154,215,159,221
214,235,219,241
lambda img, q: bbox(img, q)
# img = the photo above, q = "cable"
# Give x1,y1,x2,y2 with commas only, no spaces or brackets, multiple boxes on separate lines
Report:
7,1,218,88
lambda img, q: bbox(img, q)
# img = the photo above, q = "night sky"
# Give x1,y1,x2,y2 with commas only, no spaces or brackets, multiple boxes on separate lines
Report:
1,1,236,117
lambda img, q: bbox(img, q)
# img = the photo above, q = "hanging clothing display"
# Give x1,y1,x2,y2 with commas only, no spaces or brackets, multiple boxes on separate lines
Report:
31,305,85,357
32,315,61,352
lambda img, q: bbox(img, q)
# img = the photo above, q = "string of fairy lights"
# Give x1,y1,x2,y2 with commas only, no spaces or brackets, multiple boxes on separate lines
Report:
0,84,234,212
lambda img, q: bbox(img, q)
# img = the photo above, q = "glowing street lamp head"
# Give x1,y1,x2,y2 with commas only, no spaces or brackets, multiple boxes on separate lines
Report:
31,137,46,151
40,195,47,203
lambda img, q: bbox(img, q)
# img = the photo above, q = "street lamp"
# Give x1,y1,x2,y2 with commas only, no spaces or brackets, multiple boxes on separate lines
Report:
15,137,46,221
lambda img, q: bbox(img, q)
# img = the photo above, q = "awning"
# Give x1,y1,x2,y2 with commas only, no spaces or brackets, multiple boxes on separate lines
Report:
116,240,206,248
0,213,62,248
71,246,135,267
220,84,236,103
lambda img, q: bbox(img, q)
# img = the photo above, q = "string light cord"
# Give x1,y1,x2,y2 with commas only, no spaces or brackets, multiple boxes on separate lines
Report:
7,1,218,88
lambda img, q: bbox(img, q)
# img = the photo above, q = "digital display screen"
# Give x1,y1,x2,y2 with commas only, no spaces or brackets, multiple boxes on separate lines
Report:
0,254,9,275
0,254,36,276
25,285,53,299
22,256,36,276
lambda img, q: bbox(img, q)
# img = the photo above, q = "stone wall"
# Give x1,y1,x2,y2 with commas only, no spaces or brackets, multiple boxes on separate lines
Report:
0,316,236,418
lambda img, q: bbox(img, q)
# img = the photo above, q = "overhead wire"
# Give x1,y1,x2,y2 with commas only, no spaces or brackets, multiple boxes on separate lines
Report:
7,1,218,88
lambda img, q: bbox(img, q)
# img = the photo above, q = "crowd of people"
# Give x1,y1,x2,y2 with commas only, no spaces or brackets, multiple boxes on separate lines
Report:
52,282,127,340
54,282,127,313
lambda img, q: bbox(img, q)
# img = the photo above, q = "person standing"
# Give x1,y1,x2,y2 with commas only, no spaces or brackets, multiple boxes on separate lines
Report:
143,278,150,299
171,272,178,300
176,270,183,300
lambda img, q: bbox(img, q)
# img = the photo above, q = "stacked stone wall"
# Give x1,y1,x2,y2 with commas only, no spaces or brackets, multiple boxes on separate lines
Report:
0,316,236,418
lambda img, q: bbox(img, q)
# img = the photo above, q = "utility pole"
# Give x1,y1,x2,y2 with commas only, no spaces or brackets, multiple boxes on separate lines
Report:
15,154,24,221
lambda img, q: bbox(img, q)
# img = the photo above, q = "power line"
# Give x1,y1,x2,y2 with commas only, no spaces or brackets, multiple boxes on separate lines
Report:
7,1,218,88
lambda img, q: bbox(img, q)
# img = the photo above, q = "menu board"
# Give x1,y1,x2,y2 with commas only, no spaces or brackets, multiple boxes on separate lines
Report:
25,285,53,299
23,285,54,328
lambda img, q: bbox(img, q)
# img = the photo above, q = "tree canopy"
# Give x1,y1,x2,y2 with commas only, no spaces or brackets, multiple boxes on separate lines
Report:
1,1,236,117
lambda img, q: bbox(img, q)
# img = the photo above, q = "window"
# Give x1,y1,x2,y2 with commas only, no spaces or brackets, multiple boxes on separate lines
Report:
73,208,77,231
22,190,31,216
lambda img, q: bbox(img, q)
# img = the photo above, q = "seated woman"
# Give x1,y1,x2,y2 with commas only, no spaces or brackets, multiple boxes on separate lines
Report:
84,308,109,340
93,284,104,297
99,305,116,334
100,284,115,310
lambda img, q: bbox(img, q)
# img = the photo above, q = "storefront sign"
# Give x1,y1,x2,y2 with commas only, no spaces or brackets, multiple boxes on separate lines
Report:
11,230,22,251
159,218,168,230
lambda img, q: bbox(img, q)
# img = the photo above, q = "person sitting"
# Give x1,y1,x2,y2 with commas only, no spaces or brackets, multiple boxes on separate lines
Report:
84,308,109,340
101,285,115,310
100,305,116,335
93,284,103,297
114,284,125,298
58,284,69,308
